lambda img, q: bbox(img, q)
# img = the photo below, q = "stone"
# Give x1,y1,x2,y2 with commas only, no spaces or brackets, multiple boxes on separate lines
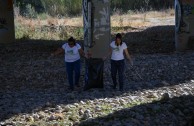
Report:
32,114,40,121
146,93,158,98
79,110,84,116
161,93,170,100
82,110,92,120
95,106,101,112
1,43,194,126
69,115,79,122
26,116,34,122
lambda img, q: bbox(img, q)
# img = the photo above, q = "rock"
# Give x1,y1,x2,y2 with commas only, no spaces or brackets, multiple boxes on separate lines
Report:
56,105,62,110
1,43,194,126
80,101,86,105
79,110,84,115
146,93,158,98
161,93,170,100
53,123,59,126
95,106,101,112
69,115,79,122
69,122,73,126
47,115,55,121
73,121,80,126
82,110,92,120
63,106,70,112
119,98,126,105
32,114,40,121
30,125,38,126
26,116,34,122
84,109,91,114
0,122,5,125
38,112,45,119
47,114,63,121
73,103,79,107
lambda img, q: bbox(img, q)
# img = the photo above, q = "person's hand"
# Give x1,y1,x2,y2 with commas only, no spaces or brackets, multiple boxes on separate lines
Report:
86,52,92,59
128,58,133,66
83,54,88,59
103,56,107,61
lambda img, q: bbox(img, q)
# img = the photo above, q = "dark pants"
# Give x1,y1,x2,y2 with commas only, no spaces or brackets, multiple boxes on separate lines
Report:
111,59,125,91
66,59,81,90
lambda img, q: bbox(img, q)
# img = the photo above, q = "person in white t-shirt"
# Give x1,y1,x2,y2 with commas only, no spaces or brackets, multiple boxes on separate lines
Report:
51,37,86,91
104,33,132,91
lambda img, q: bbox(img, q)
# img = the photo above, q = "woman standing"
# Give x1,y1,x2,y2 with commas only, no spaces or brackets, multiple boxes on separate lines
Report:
51,37,86,91
104,33,132,91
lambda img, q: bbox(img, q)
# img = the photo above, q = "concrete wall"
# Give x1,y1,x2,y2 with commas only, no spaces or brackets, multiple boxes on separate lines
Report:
0,0,15,43
83,0,110,58
175,0,194,51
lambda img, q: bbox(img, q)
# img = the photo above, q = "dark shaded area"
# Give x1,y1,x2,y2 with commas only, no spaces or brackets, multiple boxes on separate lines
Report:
15,0,45,15
188,36,194,50
0,25,194,122
122,25,175,54
84,58,104,90
79,95,194,126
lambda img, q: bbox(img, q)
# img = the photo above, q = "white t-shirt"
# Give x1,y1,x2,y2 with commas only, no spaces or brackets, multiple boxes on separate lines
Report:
62,43,81,62
110,41,127,61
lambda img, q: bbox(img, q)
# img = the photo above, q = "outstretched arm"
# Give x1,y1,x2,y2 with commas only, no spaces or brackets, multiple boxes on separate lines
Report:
78,48,86,58
51,48,64,56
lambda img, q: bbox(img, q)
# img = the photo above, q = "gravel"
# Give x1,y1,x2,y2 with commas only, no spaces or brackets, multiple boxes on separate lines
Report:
0,42,194,126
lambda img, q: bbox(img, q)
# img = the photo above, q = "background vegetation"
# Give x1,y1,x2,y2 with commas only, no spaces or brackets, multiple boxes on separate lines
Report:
14,0,174,40
14,0,174,18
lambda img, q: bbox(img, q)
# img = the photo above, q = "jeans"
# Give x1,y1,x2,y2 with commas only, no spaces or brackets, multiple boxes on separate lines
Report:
111,59,125,90
66,59,81,90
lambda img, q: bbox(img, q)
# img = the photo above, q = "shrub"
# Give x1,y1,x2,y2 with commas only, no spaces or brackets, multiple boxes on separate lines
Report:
24,4,37,18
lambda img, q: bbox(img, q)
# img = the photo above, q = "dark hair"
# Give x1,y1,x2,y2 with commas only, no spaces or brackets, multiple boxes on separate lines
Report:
68,37,76,45
115,33,123,46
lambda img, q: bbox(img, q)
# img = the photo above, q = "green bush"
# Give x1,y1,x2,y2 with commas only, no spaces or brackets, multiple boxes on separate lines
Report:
24,4,37,18
15,0,173,17
38,13,48,20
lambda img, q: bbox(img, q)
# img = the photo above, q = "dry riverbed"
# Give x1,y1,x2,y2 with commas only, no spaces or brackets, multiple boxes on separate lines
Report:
0,40,194,126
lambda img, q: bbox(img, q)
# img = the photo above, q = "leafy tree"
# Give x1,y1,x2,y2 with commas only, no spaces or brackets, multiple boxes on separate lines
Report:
15,0,174,17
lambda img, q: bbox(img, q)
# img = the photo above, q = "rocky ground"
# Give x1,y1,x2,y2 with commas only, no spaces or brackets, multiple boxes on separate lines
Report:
0,40,194,126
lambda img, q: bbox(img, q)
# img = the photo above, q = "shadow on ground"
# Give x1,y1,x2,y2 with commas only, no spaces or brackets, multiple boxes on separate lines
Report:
0,25,194,123
78,95,194,126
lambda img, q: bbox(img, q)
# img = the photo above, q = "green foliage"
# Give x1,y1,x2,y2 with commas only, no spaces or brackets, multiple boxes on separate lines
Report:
24,4,37,18
37,13,48,20
15,22,28,39
15,0,174,17
40,0,82,17
15,21,84,40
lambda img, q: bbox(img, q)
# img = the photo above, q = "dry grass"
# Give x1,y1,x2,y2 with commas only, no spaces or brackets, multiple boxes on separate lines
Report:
14,9,175,40
111,9,174,27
